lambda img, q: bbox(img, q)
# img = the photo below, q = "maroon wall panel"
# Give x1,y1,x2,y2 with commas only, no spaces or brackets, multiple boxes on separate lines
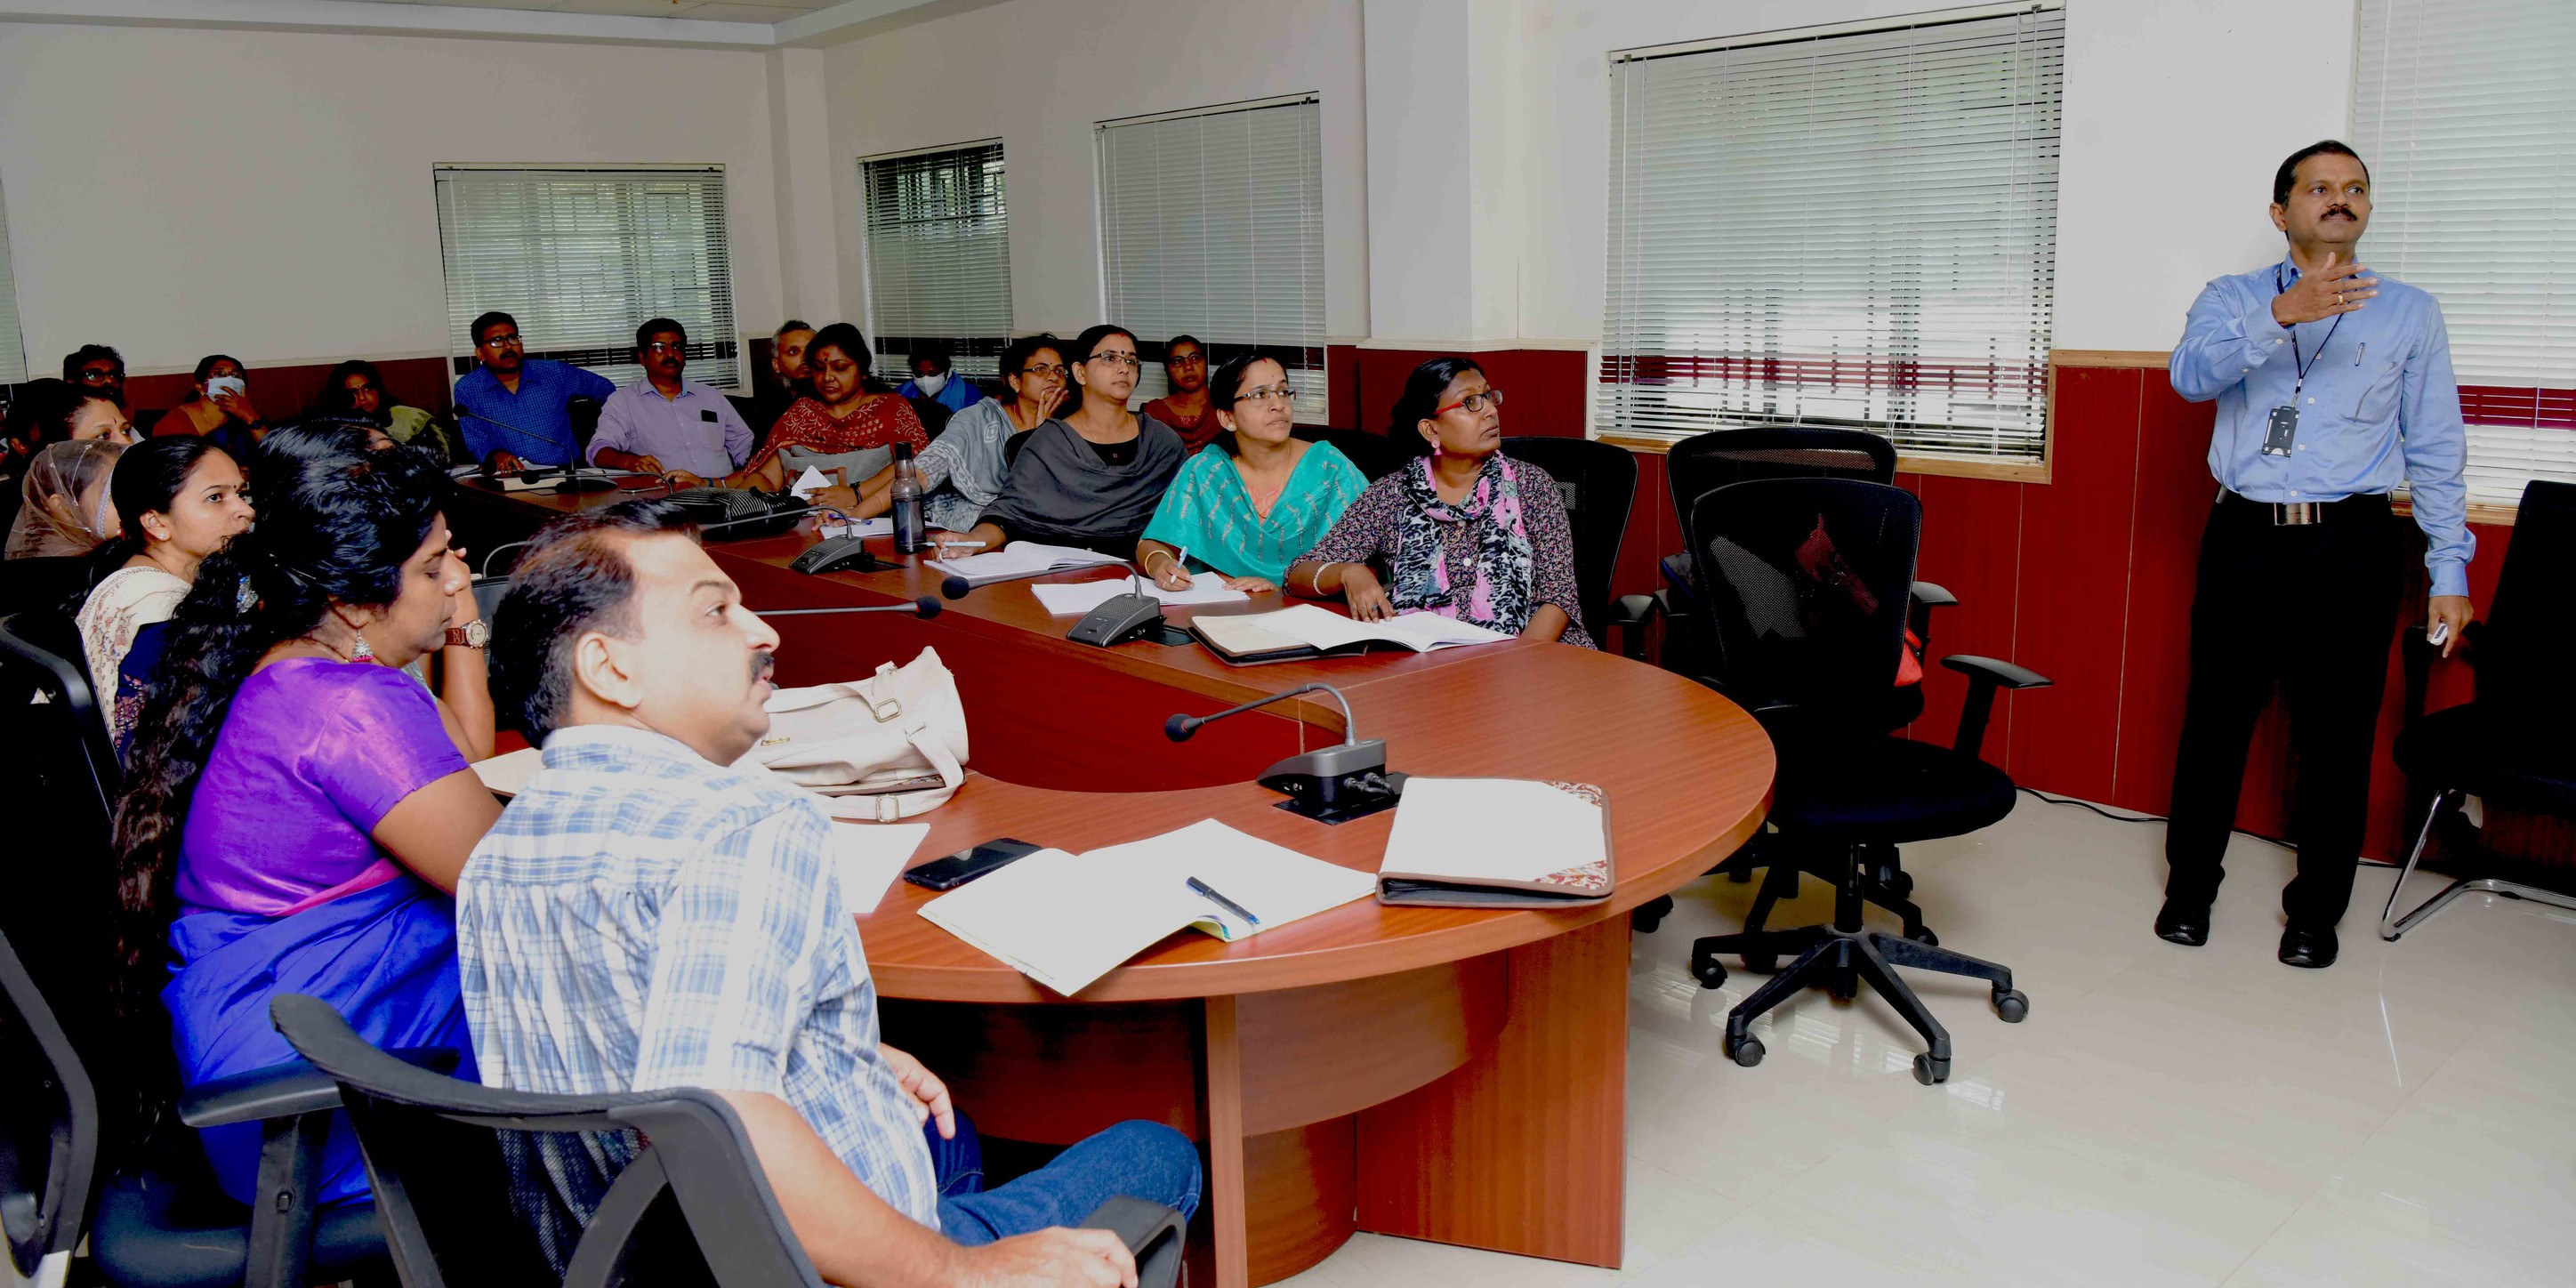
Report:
1337,347,1591,444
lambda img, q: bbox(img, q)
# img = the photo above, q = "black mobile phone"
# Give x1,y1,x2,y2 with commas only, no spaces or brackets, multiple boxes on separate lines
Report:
902,838,1042,891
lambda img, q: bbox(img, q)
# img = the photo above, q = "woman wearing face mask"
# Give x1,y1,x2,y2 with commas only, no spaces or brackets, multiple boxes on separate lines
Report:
76,438,256,748
1286,356,1592,647
159,355,268,461
846,333,1067,531
1138,352,1364,592
702,323,926,511
7,438,126,560
109,438,499,1212
944,324,1187,558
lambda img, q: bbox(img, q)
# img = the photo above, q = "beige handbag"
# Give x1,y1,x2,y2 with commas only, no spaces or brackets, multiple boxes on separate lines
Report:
734,647,971,821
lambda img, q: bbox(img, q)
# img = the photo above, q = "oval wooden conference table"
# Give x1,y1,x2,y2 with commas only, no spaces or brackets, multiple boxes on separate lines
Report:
454,479,1775,1287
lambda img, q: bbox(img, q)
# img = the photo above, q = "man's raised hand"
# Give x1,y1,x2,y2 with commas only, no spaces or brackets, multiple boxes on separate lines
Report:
2271,252,2379,326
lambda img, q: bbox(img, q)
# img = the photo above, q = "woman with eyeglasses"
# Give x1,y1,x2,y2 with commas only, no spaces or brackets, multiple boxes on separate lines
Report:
1286,356,1592,647
842,333,1068,531
942,324,1186,559
1138,352,1364,592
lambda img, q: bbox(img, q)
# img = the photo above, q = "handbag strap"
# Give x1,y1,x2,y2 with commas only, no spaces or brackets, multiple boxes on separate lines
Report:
857,722,965,822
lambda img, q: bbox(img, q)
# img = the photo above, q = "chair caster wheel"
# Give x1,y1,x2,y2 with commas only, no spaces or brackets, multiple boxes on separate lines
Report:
1912,1052,1949,1085
1727,1034,1765,1067
1992,988,2028,1023
1691,953,1727,989
1891,872,1914,898
1907,927,1938,947
1827,970,1857,1002
1631,906,1669,935
1727,866,1753,883
1742,954,1776,973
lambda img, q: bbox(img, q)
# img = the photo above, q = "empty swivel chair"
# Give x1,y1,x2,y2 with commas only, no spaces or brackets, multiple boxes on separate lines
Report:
1501,435,1652,657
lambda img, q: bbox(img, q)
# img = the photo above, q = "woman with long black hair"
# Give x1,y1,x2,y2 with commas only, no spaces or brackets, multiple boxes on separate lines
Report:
73,436,254,749
111,436,500,1209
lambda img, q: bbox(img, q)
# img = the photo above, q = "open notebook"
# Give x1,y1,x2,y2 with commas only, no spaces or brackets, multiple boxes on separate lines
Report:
918,819,1376,995
928,543,1127,587
1376,777,1614,907
1190,604,1511,664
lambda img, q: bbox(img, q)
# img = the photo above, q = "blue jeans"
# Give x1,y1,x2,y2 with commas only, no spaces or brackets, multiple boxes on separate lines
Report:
928,1114,1201,1246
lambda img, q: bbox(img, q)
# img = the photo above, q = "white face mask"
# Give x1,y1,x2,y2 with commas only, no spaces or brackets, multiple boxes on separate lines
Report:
914,372,948,396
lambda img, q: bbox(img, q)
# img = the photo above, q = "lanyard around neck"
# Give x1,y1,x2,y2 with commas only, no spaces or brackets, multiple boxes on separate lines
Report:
2274,263,2344,398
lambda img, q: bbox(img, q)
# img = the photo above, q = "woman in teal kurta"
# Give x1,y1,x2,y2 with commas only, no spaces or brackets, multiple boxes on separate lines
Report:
1139,353,1365,591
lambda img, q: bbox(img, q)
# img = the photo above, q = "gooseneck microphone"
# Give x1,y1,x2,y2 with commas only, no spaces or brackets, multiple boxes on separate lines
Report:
754,596,944,619
1163,682,1405,824
941,576,972,600
1165,683,1360,746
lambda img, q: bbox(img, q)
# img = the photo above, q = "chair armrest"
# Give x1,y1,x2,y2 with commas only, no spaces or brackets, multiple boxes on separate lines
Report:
1607,593,1658,661
1910,580,1957,608
1908,580,1957,648
1083,1197,1187,1288
179,1047,463,1128
1938,654,2053,761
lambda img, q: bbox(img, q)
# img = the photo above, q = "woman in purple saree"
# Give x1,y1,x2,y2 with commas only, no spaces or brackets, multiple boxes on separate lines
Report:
112,429,500,1206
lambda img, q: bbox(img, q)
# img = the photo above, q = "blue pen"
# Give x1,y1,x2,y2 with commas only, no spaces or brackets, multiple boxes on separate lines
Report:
1187,876,1260,926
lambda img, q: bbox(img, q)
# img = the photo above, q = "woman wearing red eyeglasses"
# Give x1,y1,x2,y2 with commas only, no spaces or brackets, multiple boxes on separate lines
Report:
1286,356,1591,647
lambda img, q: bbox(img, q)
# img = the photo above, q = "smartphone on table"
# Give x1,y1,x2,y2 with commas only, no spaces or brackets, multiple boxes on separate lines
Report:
902,837,1042,891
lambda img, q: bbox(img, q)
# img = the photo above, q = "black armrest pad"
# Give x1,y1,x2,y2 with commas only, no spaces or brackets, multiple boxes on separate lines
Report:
1910,580,1958,608
179,1046,463,1128
1940,654,2052,689
1082,1196,1187,1288
1607,593,1656,627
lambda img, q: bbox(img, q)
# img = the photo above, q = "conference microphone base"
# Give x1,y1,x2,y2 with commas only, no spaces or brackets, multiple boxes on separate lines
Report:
1258,741,1405,825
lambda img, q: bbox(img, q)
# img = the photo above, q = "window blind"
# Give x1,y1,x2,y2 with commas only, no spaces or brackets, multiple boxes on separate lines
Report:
1599,7,2063,464
0,174,27,386
433,166,739,390
863,141,1011,381
1098,97,1327,423
2355,0,2576,509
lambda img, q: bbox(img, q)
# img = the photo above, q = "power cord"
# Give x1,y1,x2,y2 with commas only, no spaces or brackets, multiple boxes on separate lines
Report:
2013,785,2403,866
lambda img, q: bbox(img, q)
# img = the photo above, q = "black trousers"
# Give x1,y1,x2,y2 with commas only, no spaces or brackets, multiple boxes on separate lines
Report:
2164,494,2402,927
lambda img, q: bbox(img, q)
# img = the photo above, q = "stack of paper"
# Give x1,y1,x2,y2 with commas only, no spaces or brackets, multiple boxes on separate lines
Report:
1375,777,1614,907
833,823,930,914
1191,604,1511,662
1031,573,1250,616
929,543,1130,587
919,819,1376,994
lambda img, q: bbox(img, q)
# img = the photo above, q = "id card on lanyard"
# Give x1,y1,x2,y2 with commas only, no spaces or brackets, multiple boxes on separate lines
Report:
2266,263,2343,458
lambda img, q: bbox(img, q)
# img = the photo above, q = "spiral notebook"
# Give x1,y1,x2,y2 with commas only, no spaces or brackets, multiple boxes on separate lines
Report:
1375,778,1614,907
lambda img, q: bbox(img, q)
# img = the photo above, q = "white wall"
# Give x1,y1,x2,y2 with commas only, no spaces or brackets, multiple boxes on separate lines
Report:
817,0,1371,342
0,22,788,375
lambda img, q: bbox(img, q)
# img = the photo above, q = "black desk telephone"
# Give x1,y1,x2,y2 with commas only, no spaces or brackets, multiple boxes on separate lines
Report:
1067,592,1171,647
791,535,890,576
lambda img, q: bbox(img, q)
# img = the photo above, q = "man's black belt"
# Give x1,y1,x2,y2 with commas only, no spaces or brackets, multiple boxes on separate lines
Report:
2217,488,2390,527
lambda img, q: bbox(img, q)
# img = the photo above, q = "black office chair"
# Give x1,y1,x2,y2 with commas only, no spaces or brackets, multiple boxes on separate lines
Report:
0,555,93,618
2381,479,2576,940
1293,426,1405,481
1681,479,2049,1084
0,929,94,1288
568,395,603,463
1656,428,1898,677
1002,430,1026,471
0,616,402,1288
269,995,1189,1288
1501,436,1654,658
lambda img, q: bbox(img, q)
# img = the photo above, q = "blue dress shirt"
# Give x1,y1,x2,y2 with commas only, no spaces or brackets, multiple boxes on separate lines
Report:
454,359,618,466
588,379,755,477
2169,255,2474,598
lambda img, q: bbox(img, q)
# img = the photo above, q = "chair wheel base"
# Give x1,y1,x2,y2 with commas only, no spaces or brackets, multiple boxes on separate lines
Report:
1727,1034,1765,1067
1908,927,1938,947
1691,951,1727,989
1742,954,1776,973
1912,1052,1949,1085
1993,988,2028,1023
1631,895,1674,935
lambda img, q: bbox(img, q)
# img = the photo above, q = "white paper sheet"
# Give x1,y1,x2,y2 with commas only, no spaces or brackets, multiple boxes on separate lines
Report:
817,518,894,539
1030,573,1250,616
788,466,833,499
1236,604,1510,653
832,822,930,914
469,746,545,797
928,543,1127,584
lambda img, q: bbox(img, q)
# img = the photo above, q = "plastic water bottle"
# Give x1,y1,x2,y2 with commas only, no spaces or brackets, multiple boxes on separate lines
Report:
889,441,928,553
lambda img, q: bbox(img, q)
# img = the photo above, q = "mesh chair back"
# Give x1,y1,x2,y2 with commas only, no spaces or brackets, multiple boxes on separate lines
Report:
270,995,823,1288
1687,479,1920,730
1501,437,1638,639
0,927,101,1281
1666,428,1896,524
2480,480,2576,722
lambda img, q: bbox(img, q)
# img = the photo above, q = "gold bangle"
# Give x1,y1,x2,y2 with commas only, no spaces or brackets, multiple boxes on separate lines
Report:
1143,549,1178,572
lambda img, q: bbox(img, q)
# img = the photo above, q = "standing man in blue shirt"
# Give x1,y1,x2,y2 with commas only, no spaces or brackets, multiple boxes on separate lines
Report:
2157,141,2474,969
588,318,755,487
454,310,618,472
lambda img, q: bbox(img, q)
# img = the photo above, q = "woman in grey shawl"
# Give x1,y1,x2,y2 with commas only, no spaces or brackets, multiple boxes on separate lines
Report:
942,324,1186,559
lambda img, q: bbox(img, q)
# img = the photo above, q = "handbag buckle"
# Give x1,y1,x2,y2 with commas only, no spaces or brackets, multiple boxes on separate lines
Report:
865,662,903,722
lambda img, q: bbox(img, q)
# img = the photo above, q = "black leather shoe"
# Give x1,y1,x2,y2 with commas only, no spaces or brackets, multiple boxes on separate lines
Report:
2154,898,2210,946
2278,925,2339,969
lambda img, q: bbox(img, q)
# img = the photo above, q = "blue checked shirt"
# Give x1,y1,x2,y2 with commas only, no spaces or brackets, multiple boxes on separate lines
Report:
455,724,941,1228
454,359,618,465
2170,255,2475,598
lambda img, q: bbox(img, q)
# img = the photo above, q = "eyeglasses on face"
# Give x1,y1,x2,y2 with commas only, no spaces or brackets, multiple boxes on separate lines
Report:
1235,385,1299,407
479,332,524,348
1434,388,1505,416
1088,352,1141,371
77,367,118,384
1018,363,1069,380
644,342,688,355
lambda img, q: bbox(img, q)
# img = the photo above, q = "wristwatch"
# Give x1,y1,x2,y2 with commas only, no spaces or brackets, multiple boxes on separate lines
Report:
445,621,489,649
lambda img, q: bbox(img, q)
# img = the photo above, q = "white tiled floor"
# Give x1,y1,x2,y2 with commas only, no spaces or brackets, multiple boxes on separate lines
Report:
1276,799,2576,1288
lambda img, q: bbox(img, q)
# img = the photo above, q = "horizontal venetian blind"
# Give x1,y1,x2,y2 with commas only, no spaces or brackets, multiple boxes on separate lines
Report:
863,141,1010,381
2355,0,2576,508
1600,6,2063,463
433,166,739,390
1099,96,1327,423
0,173,27,385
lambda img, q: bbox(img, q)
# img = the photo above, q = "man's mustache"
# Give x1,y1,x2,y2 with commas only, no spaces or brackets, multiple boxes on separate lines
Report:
750,649,775,684
2323,206,2356,220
